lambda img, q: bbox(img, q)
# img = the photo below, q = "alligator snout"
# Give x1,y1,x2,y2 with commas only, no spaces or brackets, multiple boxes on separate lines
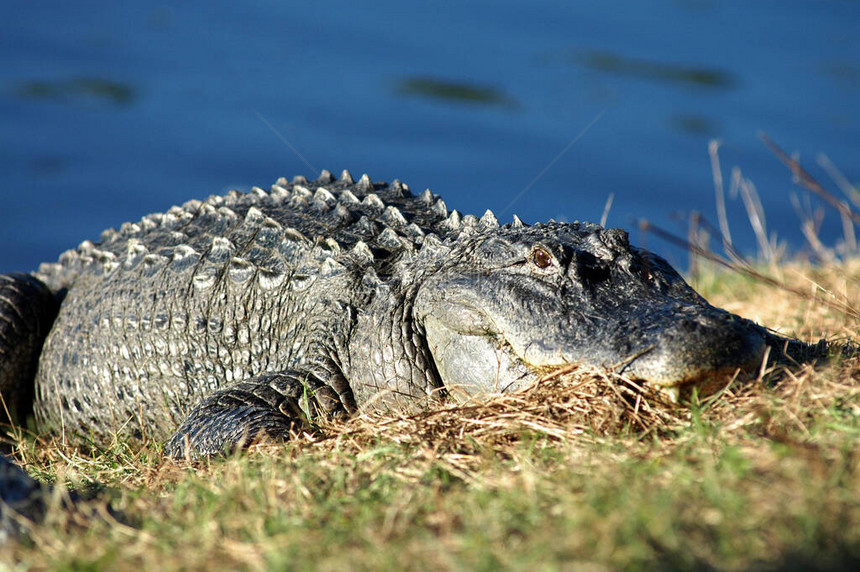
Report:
610,309,768,398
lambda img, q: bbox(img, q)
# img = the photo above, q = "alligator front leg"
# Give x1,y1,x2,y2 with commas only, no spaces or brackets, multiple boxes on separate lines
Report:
163,371,350,459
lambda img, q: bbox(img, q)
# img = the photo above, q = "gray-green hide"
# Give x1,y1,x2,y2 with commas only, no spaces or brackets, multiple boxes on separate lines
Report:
0,170,809,457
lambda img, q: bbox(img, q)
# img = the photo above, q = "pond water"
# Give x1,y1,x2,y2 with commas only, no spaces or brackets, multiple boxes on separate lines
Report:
2,1,858,273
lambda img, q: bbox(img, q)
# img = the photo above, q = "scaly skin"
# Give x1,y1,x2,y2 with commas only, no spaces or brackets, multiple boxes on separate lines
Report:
0,169,822,460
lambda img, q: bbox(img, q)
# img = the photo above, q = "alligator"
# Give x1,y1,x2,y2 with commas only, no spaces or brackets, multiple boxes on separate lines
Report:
0,170,829,534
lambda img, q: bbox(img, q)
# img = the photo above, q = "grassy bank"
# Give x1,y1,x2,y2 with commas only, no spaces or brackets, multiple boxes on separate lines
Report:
2,260,859,571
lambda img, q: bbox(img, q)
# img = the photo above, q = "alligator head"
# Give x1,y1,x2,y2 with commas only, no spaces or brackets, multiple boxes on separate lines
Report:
414,221,767,400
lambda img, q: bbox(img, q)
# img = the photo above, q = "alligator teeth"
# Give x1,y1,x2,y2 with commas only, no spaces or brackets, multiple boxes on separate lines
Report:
658,385,680,403
340,169,355,184
356,174,374,193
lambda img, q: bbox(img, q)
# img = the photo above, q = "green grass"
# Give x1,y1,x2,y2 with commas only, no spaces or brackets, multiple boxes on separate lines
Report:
3,262,860,571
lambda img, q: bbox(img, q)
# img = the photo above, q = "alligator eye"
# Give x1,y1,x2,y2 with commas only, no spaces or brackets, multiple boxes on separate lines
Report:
530,246,553,269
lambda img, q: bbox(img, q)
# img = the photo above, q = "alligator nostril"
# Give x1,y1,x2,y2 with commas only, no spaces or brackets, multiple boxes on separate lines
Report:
680,320,700,334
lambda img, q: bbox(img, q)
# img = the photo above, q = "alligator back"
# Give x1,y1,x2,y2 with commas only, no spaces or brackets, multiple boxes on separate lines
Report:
33,171,457,442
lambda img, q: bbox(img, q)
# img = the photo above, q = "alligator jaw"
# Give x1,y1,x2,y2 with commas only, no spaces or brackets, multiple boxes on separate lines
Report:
642,367,752,403
614,315,769,401
421,307,769,402
414,222,773,401
421,314,536,399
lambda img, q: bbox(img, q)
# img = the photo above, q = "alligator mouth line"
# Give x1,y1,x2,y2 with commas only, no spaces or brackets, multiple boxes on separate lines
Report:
608,343,699,401
611,344,658,376
598,342,765,403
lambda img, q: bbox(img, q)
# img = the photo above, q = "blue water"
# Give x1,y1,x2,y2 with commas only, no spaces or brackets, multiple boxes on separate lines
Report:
2,1,858,273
